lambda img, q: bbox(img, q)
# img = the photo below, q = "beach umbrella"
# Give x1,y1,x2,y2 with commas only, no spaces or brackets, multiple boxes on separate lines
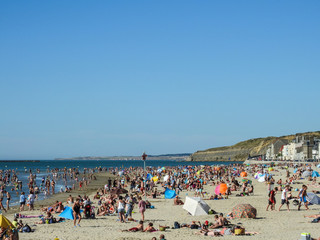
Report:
0,215,13,229
240,172,247,177
302,171,312,178
258,175,265,182
307,193,320,205
231,204,257,219
152,176,159,182
317,164,320,168
163,175,169,182
215,183,228,195
254,173,262,179
146,173,153,181
157,168,163,173
164,188,176,199
312,171,320,177
183,196,210,216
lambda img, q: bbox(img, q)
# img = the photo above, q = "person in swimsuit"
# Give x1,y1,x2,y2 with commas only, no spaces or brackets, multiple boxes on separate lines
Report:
6,191,11,211
143,222,156,232
266,187,278,211
0,190,6,212
122,220,144,232
138,197,146,221
72,198,81,227
117,196,125,223
298,185,309,211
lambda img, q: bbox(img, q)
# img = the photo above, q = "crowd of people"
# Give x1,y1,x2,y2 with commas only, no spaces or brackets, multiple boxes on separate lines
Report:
1,161,320,239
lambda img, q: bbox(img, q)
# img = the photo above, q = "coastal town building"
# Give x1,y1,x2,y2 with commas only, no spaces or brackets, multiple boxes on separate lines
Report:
266,136,320,161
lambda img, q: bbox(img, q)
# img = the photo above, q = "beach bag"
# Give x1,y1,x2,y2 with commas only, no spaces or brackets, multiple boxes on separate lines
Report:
22,224,32,232
224,228,232,235
234,227,245,235
174,221,180,229
300,233,311,240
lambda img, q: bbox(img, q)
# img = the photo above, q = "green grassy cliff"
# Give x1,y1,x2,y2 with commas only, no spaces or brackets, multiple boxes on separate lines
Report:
191,131,320,162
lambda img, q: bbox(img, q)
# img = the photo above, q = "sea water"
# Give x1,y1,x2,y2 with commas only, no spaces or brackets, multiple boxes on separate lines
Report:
0,159,242,206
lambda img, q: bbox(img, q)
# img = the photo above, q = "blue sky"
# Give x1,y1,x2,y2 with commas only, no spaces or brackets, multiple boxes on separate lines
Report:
1,1,319,159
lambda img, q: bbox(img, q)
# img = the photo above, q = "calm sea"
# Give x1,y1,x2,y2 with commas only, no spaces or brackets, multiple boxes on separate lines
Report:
0,160,242,207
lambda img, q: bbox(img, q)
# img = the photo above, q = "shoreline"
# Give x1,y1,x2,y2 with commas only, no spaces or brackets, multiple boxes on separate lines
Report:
5,172,115,215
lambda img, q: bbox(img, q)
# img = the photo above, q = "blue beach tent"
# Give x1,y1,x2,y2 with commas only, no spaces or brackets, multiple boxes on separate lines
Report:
59,206,83,220
146,173,153,181
293,169,298,174
312,171,320,177
164,188,176,199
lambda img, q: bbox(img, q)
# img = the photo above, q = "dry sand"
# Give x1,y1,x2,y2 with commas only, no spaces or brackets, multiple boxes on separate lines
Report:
6,166,320,240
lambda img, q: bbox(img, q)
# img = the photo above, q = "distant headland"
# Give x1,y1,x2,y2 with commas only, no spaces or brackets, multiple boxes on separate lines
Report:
55,153,192,161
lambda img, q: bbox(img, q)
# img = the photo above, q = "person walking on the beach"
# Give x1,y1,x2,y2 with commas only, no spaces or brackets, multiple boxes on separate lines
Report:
0,189,7,213
117,196,126,223
51,179,55,194
27,190,35,211
45,178,50,195
266,187,278,211
298,185,309,211
278,185,290,211
72,198,81,227
19,192,26,211
6,190,11,211
138,197,146,221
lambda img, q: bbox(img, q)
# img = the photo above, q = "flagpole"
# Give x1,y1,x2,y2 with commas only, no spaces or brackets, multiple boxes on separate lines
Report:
142,152,147,201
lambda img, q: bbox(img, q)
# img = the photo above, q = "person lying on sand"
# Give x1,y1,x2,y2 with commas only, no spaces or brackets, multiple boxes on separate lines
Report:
143,222,156,232
195,229,222,236
180,221,201,229
41,201,59,213
55,202,64,213
34,212,54,224
173,196,184,205
122,220,144,232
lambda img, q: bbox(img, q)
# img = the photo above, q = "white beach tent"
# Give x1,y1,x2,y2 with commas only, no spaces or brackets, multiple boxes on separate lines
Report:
258,175,266,182
183,196,210,216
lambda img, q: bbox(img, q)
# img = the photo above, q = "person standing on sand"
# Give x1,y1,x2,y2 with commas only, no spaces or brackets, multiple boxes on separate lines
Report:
278,185,290,211
6,190,11,211
72,198,81,227
117,196,126,223
0,189,7,212
28,190,35,211
51,179,55,194
19,192,26,211
138,197,146,221
266,187,278,211
298,185,309,211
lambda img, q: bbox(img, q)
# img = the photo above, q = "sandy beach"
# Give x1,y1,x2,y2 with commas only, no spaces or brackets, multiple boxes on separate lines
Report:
4,164,320,240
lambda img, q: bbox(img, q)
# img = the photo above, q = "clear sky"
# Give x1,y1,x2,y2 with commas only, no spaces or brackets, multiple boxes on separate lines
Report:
1,1,320,160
